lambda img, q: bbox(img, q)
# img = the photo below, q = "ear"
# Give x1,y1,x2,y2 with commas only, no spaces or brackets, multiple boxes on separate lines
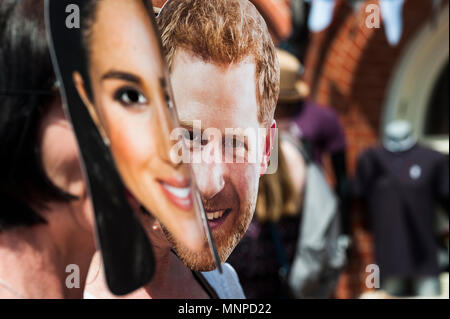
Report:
73,72,109,144
260,119,277,176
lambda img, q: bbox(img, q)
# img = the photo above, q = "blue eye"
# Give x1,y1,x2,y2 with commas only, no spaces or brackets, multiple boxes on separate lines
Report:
114,87,147,107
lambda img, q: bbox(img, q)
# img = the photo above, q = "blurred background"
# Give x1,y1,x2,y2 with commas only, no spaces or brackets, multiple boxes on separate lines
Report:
154,0,449,299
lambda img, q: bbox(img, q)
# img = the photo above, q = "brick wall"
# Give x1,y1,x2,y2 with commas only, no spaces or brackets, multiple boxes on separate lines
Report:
303,0,447,298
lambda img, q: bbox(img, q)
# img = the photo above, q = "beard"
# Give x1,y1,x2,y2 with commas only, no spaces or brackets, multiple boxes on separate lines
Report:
161,180,257,272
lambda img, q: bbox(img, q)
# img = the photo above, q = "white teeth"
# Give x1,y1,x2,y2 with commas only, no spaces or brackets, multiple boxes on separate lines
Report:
162,183,190,198
207,210,224,221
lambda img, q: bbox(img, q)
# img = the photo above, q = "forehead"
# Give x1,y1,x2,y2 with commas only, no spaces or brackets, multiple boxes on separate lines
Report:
171,49,260,129
89,0,163,77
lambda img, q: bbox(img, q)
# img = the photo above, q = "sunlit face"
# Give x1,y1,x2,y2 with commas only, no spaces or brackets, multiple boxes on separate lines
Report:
168,49,273,271
74,0,204,251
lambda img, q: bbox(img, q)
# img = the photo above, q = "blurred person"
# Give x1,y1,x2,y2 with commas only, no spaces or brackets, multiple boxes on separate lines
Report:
275,49,351,236
228,48,348,299
227,136,306,298
229,119,347,299
354,120,449,297
84,0,280,298
276,49,348,298
0,0,96,298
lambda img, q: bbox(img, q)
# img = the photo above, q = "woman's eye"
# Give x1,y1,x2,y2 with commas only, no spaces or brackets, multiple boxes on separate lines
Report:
114,88,147,107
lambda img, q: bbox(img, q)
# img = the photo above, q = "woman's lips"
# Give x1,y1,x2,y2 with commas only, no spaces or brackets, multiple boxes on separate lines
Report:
159,181,193,211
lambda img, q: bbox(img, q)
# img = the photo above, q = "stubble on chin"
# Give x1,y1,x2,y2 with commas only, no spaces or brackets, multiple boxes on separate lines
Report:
161,199,255,272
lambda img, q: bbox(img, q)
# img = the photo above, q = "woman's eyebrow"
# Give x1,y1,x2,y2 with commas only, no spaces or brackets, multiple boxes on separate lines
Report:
101,70,141,84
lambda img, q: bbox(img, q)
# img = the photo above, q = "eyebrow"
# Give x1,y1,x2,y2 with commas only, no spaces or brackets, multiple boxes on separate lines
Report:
179,120,195,131
101,70,142,84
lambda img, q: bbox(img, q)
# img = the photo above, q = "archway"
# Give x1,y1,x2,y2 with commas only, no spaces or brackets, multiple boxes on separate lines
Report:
382,4,449,154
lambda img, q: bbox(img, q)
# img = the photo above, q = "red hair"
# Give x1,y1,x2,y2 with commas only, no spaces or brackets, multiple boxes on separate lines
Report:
157,0,280,125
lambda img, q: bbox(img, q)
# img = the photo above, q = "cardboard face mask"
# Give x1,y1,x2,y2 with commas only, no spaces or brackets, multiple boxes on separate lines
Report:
45,0,220,295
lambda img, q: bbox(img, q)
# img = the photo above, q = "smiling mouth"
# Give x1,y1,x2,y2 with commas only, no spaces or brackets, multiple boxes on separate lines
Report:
206,208,232,229
159,181,193,211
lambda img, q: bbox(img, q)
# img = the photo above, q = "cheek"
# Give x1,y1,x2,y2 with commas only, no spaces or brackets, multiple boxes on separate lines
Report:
97,100,154,172
228,163,259,203
109,122,149,168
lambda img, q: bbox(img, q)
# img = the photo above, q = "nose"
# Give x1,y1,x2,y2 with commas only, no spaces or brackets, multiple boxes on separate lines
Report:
193,161,225,200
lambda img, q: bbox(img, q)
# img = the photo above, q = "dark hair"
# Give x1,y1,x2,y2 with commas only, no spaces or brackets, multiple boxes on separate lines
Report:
78,0,156,101
78,0,100,100
0,0,76,231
